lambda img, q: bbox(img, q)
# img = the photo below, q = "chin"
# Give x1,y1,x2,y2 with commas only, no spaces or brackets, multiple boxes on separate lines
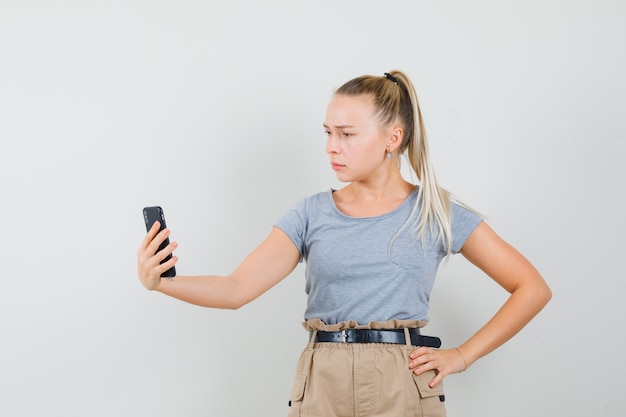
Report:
335,175,363,185
333,172,354,183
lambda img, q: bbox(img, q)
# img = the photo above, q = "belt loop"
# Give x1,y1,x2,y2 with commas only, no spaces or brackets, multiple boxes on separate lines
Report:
403,328,412,347
308,330,318,347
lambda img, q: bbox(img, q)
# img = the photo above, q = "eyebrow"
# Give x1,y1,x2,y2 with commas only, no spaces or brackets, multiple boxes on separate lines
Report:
323,123,356,129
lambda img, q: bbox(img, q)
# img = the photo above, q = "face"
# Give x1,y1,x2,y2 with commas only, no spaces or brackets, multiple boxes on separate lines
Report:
324,94,393,183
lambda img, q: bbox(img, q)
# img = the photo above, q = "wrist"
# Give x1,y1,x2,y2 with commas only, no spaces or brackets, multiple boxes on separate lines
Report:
455,346,469,371
154,275,173,291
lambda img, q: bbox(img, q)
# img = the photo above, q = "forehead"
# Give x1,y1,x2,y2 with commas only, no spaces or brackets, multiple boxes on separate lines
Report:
325,94,377,127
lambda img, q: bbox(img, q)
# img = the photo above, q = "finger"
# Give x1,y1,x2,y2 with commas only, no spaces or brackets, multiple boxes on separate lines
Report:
410,349,441,373
156,255,179,275
409,347,436,367
428,371,445,388
409,346,429,359
146,228,171,256
154,241,178,263
141,241,177,276
138,239,175,272
138,221,161,252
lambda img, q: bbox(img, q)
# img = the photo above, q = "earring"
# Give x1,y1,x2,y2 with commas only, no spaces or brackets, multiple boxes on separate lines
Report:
386,152,393,159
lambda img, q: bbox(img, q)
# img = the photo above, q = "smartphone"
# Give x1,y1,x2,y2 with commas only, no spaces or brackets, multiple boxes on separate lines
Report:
142,206,176,278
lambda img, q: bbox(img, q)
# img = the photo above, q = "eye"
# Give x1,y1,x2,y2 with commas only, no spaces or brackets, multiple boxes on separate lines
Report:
342,132,353,138
323,129,331,136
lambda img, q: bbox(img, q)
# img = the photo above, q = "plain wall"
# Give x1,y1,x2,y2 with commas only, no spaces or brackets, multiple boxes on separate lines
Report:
1,1,625,416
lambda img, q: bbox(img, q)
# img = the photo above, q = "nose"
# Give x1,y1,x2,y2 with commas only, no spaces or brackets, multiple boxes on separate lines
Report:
325,133,339,155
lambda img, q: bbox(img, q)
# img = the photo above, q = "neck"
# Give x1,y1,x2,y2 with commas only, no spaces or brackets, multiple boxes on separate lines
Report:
345,174,414,203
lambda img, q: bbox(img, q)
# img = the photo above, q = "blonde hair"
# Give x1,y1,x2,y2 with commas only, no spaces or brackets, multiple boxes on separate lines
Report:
336,70,470,254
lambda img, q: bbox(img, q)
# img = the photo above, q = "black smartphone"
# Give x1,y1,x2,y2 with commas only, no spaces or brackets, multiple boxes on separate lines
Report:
142,206,176,278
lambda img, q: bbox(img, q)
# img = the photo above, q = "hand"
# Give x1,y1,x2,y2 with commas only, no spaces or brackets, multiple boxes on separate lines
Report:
408,347,468,388
137,221,179,291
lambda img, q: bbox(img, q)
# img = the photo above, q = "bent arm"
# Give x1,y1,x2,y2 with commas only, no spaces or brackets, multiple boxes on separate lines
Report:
457,221,552,367
154,227,301,310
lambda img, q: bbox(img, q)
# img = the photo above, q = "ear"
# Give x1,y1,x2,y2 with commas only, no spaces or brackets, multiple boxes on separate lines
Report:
386,125,404,153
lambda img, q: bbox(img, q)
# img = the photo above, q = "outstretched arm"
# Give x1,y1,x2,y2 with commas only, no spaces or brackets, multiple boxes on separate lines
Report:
409,221,552,386
137,222,301,309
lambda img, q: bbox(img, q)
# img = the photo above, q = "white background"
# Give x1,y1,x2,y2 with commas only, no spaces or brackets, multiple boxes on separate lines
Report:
1,1,625,416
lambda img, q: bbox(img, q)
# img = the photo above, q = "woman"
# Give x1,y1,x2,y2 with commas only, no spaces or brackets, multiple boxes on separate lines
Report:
137,70,552,417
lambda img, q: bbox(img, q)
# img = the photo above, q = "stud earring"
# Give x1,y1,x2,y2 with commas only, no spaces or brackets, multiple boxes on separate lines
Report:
386,152,393,159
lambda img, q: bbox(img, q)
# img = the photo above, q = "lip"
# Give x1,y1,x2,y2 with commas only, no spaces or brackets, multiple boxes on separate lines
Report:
331,163,345,170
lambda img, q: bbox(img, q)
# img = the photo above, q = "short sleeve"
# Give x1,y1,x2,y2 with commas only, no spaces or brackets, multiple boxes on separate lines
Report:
274,197,308,260
450,202,483,254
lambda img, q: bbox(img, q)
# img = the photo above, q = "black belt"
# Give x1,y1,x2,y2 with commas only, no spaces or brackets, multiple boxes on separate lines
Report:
312,329,441,348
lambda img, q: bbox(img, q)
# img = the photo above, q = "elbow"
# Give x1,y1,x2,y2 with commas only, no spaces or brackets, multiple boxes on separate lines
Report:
221,274,259,310
515,275,552,312
542,283,553,306
218,276,249,310
220,296,245,310
225,301,244,311
533,279,552,311
222,293,252,311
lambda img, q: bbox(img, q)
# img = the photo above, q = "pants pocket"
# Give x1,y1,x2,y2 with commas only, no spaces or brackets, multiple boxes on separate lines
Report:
412,371,446,417
287,374,307,417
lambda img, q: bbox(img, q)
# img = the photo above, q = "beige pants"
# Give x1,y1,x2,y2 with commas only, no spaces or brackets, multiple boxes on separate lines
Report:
287,319,446,417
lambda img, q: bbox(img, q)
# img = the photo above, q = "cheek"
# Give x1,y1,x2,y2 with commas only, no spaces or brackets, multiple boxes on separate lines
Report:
360,141,385,159
341,136,386,162
352,147,384,170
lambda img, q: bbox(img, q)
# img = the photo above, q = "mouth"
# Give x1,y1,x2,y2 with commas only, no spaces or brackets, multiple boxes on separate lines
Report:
331,162,345,171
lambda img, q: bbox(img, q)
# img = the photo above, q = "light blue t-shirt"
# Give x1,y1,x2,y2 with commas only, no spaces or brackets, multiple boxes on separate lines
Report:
275,188,482,325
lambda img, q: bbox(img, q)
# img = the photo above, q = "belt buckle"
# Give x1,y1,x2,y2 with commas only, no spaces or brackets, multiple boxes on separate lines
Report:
341,329,348,342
